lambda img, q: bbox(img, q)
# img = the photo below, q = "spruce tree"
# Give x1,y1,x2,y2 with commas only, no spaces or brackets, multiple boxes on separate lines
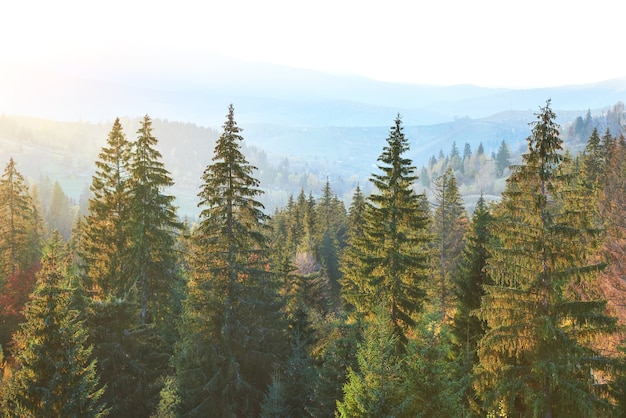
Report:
341,115,431,341
316,178,347,302
475,101,618,417
0,157,41,279
127,115,182,330
336,310,409,418
2,232,106,417
452,194,492,415
0,158,42,348
340,185,368,313
47,180,75,240
495,140,511,177
173,104,285,417
81,118,132,297
431,167,468,319
581,127,605,188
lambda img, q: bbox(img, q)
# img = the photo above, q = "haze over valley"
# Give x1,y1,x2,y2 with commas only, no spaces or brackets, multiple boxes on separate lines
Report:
2,53,625,217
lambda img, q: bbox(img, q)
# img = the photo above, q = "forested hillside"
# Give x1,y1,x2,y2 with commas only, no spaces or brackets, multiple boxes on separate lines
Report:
1,101,626,417
1,101,624,217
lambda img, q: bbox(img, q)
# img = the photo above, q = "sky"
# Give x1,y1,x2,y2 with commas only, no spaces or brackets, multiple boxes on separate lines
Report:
2,0,625,88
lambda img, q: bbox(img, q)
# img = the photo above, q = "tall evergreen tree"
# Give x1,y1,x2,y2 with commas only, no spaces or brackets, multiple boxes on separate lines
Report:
81,118,132,297
0,158,41,348
127,115,182,329
452,194,492,416
495,140,511,177
1,232,106,417
336,310,409,418
173,104,285,417
341,115,431,342
316,178,347,304
430,167,468,319
475,101,618,417
0,157,40,280
47,181,75,241
340,186,368,313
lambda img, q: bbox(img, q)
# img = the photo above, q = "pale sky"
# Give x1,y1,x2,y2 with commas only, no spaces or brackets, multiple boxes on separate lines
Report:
3,0,625,88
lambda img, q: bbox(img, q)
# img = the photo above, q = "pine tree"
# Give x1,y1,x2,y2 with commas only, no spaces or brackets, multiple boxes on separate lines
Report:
336,310,409,418
0,158,42,348
475,101,618,417
340,185,368,313
81,118,132,297
307,313,360,418
316,178,347,305
173,104,285,417
495,140,511,177
2,232,106,417
342,115,431,341
127,115,182,330
431,167,468,319
452,194,492,415
402,312,464,418
0,157,41,279
47,180,75,240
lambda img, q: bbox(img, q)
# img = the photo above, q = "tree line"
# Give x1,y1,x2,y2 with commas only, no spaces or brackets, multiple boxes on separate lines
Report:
0,101,625,417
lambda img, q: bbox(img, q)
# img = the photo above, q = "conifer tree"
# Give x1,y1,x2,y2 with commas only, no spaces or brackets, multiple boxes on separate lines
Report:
173,104,285,417
475,101,618,417
452,194,492,415
342,115,431,341
0,157,41,279
307,314,359,418
127,115,182,329
495,140,511,177
80,117,178,416
316,178,347,301
0,158,42,348
47,180,75,240
431,167,468,318
81,118,132,297
340,185,368,313
402,312,463,417
2,232,106,417
336,310,409,418
581,127,605,190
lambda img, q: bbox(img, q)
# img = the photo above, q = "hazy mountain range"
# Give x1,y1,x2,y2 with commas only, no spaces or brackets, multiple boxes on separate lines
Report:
1,53,625,216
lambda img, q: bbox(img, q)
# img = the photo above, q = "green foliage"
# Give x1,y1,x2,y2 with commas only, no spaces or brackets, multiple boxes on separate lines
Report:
152,375,180,418
173,104,286,417
452,194,493,416
0,157,42,353
495,140,511,177
336,310,409,418
78,116,182,416
430,168,468,318
86,299,168,417
47,180,76,240
339,185,368,315
306,313,359,418
261,371,290,418
1,233,106,417
341,115,431,342
402,311,464,418
476,100,618,417
127,115,182,330
0,157,41,279
81,118,132,297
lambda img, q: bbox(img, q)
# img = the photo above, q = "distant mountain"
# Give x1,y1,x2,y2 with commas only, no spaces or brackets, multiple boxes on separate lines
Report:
3,53,625,127
1,54,624,216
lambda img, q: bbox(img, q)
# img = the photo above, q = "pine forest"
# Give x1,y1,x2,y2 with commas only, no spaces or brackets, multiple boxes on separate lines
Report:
3,100,626,418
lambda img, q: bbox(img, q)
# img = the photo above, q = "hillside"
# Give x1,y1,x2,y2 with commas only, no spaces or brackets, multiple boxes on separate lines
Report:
0,102,621,218
2,58,625,216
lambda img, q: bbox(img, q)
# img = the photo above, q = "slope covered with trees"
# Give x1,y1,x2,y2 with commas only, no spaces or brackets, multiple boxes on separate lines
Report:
0,101,625,417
